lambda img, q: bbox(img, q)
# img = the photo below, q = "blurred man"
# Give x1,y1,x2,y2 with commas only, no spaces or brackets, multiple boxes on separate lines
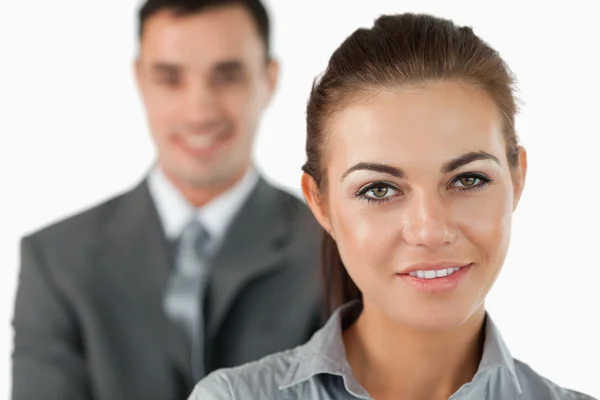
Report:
11,1,323,399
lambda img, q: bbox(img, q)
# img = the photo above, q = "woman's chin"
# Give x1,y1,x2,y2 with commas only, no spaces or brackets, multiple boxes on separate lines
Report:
385,301,482,333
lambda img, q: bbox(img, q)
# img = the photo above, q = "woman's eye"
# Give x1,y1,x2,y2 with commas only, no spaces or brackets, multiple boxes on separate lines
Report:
456,176,479,187
451,173,491,191
361,184,398,199
371,186,389,197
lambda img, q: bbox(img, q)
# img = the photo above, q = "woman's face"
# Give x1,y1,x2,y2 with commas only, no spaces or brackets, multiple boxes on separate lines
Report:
304,81,526,331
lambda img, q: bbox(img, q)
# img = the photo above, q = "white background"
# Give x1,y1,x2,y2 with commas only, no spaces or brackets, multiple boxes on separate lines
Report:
1,0,599,398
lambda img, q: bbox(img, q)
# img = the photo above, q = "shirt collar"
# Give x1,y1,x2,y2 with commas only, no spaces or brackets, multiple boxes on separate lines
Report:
279,301,370,398
147,165,259,247
478,313,522,393
280,301,522,396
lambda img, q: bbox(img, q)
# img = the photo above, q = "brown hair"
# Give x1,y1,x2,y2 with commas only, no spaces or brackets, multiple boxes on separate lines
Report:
302,13,519,316
138,0,271,57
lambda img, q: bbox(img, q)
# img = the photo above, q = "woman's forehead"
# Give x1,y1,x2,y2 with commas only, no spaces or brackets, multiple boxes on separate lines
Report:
327,83,506,169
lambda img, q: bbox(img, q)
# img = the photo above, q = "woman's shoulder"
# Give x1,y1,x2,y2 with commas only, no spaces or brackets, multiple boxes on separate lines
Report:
188,348,300,400
513,359,597,400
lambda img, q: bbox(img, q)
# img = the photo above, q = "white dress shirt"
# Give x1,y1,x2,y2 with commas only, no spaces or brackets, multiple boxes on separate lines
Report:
147,166,260,254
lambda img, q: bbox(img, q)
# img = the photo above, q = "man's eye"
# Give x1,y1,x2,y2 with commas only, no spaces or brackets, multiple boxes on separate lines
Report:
214,71,243,85
153,72,180,87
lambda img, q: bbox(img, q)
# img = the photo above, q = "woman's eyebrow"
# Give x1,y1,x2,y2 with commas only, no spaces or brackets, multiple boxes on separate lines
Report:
442,151,500,173
341,163,403,181
341,151,500,181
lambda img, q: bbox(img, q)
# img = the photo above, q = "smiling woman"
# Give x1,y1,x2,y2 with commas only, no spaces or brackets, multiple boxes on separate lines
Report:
188,12,597,400
309,80,523,332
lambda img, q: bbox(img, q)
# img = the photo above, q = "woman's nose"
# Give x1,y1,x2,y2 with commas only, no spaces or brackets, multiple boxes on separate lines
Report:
401,191,458,248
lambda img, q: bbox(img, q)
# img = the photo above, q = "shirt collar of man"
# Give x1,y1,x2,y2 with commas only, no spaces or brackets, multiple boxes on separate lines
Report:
147,164,260,250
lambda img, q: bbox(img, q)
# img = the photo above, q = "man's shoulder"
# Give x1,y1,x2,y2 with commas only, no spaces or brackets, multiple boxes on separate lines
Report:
24,183,142,248
264,184,323,262
514,359,597,400
267,183,321,232
191,347,300,400
268,183,307,212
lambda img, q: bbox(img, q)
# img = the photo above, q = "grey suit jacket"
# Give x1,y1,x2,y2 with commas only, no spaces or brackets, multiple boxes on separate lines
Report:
12,177,324,400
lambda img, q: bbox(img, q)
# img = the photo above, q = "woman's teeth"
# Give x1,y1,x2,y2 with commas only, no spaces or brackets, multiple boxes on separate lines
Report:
409,267,461,279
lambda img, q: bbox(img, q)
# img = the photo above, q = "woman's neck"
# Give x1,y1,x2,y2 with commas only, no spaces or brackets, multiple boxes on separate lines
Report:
343,301,486,400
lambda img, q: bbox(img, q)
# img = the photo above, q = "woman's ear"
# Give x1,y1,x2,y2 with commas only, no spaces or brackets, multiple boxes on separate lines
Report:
301,173,334,237
512,146,528,211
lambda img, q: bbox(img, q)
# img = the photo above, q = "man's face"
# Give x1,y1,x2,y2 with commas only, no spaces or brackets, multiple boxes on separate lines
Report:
136,5,277,189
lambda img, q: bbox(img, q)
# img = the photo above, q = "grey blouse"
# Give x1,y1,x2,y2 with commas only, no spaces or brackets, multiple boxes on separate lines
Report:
189,302,596,399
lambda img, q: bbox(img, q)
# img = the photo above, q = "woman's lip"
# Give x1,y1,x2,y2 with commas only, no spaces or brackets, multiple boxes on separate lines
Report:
398,262,472,275
395,263,473,294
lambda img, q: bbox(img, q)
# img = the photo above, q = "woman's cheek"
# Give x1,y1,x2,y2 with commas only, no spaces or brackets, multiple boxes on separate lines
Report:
454,195,513,263
332,207,395,280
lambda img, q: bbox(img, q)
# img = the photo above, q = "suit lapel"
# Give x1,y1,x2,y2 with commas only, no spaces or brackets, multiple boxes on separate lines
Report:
96,180,191,377
206,179,291,340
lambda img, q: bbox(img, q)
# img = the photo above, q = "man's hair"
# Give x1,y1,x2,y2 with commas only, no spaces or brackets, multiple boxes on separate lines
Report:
138,0,271,56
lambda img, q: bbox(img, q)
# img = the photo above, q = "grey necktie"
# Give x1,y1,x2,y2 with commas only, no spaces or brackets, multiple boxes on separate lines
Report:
163,219,210,379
